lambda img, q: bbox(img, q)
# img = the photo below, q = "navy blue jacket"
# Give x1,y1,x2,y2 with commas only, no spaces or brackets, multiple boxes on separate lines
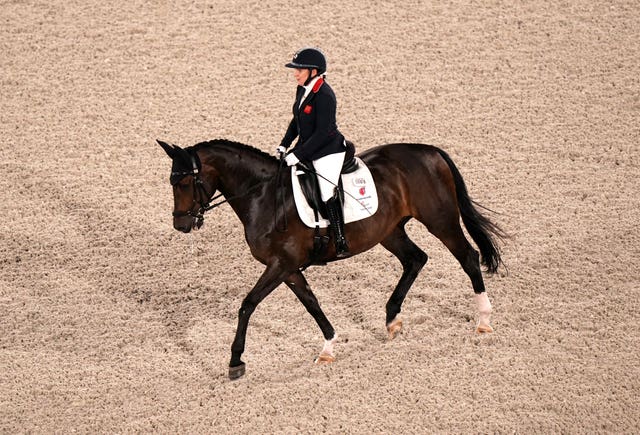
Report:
280,78,346,162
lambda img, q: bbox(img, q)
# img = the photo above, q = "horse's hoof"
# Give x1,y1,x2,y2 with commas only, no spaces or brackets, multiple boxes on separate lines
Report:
476,324,494,334
314,353,336,364
386,318,403,339
228,363,246,380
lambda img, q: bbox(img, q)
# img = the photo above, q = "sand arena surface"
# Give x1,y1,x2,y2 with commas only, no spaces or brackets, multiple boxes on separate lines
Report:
1,0,639,432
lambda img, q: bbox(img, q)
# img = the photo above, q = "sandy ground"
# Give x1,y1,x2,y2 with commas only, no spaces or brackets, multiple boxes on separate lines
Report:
1,0,639,432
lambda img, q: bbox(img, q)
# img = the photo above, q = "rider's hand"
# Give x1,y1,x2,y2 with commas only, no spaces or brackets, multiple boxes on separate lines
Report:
275,146,287,159
285,152,300,167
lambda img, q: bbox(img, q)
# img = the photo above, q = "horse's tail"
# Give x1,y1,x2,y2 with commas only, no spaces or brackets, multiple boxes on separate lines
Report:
435,148,506,274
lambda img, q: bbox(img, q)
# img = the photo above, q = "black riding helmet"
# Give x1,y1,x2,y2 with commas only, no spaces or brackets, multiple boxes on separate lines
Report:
285,47,327,76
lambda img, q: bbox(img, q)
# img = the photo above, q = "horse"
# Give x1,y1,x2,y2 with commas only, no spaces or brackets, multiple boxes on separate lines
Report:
158,138,505,380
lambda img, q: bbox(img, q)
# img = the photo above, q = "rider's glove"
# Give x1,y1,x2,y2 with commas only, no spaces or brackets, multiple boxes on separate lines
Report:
285,152,300,167
275,146,287,159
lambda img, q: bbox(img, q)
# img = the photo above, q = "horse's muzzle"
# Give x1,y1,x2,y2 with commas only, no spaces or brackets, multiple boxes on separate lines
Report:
173,215,203,233
173,220,192,233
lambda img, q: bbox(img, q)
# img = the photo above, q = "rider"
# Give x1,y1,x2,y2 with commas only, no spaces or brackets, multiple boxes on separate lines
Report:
277,47,351,258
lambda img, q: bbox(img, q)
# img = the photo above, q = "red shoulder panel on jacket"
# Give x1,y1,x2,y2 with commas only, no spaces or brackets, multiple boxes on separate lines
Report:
312,77,324,93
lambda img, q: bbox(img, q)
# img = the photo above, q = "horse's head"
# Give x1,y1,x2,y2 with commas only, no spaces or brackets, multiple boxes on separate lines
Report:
158,140,217,233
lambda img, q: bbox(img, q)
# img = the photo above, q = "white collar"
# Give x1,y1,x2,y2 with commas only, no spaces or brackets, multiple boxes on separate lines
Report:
303,75,324,92
299,75,324,107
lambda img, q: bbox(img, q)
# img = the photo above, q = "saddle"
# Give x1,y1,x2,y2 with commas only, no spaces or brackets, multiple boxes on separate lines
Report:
296,155,359,219
295,140,357,217
290,142,377,266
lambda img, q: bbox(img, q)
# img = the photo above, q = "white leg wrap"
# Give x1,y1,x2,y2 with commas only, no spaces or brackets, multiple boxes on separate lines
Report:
474,292,492,326
321,334,338,356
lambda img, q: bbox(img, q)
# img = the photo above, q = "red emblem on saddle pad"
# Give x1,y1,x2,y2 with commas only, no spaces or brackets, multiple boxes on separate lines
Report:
303,105,312,114
359,186,366,196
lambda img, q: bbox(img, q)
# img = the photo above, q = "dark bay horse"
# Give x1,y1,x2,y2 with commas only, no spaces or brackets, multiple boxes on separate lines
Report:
158,139,504,380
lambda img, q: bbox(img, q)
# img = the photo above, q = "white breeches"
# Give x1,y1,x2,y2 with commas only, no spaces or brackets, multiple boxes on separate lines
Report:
313,152,346,202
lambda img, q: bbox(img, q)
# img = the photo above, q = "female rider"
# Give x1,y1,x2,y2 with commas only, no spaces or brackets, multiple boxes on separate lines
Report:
277,47,352,258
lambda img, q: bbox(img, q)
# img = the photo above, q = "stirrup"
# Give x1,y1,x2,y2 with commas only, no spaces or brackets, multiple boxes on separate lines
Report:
335,242,350,258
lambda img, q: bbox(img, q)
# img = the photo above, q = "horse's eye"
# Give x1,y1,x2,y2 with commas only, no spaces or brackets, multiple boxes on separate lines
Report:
175,181,189,191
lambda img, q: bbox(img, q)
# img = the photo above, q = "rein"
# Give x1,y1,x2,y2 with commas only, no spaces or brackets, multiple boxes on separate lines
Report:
204,180,270,211
274,157,288,232
203,192,229,211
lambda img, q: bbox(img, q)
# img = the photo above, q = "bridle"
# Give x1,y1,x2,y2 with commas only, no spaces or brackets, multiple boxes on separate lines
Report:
171,154,225,229
171,152,276,229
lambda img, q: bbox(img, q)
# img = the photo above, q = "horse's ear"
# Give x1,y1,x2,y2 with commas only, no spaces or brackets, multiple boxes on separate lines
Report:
157,139,178,159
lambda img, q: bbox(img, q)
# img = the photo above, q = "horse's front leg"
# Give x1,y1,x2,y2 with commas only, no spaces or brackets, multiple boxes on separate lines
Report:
229,265,287,380
285,271,337,364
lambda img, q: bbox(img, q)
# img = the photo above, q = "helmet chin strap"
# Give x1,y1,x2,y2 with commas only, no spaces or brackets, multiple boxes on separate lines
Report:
304,69,318,86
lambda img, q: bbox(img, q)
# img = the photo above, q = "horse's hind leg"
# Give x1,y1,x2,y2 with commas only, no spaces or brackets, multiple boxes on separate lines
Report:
381,221,429,339
285,271,337,364
427,221,493,333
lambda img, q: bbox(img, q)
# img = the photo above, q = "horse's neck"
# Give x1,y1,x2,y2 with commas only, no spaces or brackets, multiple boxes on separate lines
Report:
200,143,277,219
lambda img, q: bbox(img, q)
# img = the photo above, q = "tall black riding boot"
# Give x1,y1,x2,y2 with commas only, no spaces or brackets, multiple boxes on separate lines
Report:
325,196,350,258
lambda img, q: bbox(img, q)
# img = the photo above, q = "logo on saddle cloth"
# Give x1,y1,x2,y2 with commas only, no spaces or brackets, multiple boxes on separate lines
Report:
291,157,379,228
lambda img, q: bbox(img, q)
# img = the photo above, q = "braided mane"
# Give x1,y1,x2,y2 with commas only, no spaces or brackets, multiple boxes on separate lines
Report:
193,139,277,163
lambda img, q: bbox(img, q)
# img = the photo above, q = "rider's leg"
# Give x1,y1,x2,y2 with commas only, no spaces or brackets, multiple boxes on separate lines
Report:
313,152,349,257
313,152,346,203
325,193,349,257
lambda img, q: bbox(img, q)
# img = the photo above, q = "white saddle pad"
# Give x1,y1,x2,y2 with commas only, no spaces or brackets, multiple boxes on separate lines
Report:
291,157,379,228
